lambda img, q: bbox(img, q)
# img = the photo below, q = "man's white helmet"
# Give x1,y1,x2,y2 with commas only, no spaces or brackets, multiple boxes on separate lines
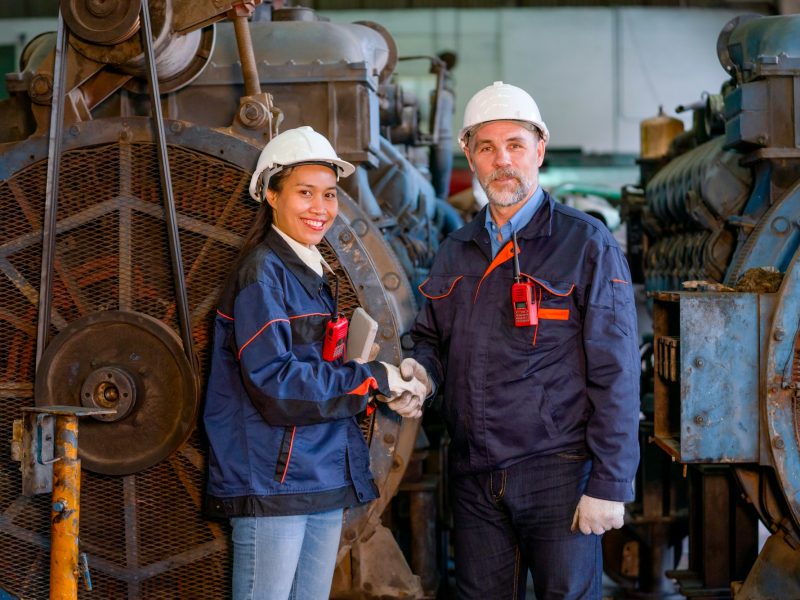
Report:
458,81,550,149
248,126,355,201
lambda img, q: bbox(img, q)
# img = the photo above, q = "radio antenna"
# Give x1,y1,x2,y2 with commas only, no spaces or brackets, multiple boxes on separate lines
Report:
512,230,522,282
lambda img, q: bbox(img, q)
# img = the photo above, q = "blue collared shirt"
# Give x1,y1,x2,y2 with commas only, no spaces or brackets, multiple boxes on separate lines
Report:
484,186,545,258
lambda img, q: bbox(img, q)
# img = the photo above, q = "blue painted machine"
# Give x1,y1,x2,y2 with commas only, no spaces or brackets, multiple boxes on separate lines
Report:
629,13,800,599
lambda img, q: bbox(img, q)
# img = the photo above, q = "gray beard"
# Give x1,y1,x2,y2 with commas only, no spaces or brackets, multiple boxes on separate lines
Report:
480,168,533,208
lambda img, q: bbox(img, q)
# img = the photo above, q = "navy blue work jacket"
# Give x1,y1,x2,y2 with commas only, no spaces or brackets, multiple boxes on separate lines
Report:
411,193,640,502
204,227,389,517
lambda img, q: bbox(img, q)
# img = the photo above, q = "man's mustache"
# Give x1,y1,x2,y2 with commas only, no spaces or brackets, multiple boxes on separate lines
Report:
485,168,523,184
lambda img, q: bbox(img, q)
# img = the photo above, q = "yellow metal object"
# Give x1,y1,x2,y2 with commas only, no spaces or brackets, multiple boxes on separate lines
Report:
50,414,80,600
640,106,684,159
19,406,113,599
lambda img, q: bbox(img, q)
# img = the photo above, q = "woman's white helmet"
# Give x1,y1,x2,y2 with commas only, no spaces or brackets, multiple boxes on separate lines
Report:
248,126,355,201
459,81,549,149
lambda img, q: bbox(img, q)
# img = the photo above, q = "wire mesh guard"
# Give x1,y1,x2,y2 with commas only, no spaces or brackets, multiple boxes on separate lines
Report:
0,141,364,598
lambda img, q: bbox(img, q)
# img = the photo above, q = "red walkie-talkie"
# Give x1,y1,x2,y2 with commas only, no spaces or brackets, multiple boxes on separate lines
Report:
511,230,537,327
322,274,349,361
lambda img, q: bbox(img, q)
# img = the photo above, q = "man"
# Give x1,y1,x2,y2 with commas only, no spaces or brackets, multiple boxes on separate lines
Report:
402,81,640,599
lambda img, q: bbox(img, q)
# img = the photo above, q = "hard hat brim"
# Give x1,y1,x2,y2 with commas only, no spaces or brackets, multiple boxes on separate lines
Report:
248,158,356,202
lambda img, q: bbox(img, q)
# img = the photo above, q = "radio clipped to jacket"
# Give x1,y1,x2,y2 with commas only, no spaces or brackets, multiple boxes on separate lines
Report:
511,230,537,327
322,273,348,361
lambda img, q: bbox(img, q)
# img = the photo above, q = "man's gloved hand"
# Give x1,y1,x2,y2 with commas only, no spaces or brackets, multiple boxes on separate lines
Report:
378,362,426,418
570,495,625,535
399,358,432,398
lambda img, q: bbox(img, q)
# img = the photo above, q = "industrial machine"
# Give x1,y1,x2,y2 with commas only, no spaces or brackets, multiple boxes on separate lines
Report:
613,13,800,599
0,1,455,597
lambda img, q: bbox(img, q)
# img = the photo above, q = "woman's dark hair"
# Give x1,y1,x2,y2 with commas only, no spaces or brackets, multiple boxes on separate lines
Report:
235,167,294,263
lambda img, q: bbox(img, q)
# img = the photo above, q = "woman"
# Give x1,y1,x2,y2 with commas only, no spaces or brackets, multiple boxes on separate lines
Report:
204,126,424,599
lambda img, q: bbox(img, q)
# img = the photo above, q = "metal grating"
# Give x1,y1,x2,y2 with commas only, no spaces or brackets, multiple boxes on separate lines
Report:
0,139,368,598
0,142,254,598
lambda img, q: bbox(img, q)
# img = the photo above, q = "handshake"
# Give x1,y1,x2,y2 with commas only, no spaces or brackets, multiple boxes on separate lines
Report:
378,358,431,419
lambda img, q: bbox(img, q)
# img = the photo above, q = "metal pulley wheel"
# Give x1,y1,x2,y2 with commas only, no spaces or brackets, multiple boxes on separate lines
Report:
35,310,199,475
62,0,143,45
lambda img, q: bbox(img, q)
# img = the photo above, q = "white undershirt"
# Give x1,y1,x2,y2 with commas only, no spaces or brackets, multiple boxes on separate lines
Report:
271,224,330,277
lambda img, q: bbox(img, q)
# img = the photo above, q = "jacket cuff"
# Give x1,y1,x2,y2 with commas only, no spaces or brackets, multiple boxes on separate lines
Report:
416,357,440,401
365,360,391,397
585,475,635,502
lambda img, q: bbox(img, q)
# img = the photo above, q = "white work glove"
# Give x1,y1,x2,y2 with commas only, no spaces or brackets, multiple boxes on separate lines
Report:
399,358,432,398
379,362,426,418
386,391,423,419
570,495,625,535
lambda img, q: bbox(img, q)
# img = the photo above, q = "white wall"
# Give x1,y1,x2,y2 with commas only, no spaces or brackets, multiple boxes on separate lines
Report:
0,18,58,57
323,7,744,154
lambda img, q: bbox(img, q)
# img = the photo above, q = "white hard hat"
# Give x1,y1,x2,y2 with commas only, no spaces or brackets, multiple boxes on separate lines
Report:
459,81,550,148
248,126,355,201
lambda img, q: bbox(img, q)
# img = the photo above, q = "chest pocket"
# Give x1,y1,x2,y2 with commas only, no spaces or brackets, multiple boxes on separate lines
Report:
419,274,465,334
518,275,578,348
419,275,463,300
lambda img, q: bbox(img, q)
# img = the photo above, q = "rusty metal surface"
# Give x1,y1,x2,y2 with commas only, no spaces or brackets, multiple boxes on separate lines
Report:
0,129,250,598
49,414,80,600
0,116,422,597
0,2,449,595
62,0,142,45
678,293,760,462
668,465,758,597
731,530,800,599
34,311,198,475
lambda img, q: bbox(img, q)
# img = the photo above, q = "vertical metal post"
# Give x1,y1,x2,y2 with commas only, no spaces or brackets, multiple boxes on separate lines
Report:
49,414,80,600
18,407,111,599
232,15,261,97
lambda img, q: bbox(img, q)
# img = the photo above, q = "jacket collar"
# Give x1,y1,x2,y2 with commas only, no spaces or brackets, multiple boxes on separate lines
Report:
264,226,328,297
451,190,555,244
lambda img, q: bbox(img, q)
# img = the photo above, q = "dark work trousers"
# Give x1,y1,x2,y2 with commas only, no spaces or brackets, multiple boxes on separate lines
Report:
451,452,602,600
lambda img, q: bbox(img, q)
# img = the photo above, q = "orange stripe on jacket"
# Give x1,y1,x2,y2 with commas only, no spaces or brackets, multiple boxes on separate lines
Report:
348,377,378,396
539,308,569,320
474,241,516,303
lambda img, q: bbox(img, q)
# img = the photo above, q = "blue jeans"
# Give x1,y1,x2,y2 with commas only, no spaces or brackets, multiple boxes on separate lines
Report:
452,452,601,600
230,509,343,600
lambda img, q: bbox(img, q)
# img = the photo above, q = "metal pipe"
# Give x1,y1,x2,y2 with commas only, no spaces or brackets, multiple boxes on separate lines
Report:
140,0,196,363
50,414,80,600
232,15,261,97
35,10,68,368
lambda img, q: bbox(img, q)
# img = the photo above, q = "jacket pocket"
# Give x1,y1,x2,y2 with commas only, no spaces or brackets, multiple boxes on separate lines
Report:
610,278,635,336
517,275,577,348
273,426,296,483
538,385,561,438
418,274,463,300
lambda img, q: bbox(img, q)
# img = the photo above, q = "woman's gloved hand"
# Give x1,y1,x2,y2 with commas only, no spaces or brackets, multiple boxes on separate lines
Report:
378,362,426,418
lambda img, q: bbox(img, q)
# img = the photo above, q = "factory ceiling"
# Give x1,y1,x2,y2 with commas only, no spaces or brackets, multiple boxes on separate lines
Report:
0,0,787,19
